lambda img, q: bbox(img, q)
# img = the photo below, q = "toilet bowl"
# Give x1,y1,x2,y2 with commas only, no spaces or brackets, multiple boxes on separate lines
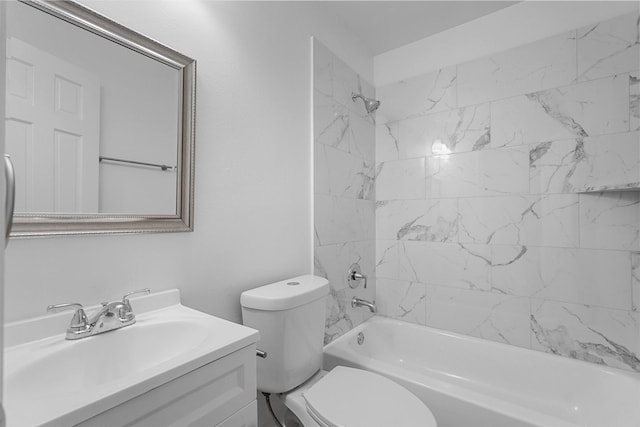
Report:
240,275,437,427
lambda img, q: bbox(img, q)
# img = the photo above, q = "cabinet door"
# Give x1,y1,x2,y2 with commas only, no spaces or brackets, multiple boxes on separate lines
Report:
78,345,256,427
217,401,257,427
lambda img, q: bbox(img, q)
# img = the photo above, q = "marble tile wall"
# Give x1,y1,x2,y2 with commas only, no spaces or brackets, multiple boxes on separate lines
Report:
313,40,376,344
375,12,640,372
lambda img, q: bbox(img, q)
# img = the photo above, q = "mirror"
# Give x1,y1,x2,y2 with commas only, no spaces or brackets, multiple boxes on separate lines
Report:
4,0,195,237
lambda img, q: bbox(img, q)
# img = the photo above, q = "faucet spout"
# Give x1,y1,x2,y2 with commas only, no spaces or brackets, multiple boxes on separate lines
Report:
351,297,377,313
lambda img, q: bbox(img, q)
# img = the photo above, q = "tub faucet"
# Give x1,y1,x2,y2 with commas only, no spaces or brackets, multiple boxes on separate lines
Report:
351,297,376,313
47,288,150,340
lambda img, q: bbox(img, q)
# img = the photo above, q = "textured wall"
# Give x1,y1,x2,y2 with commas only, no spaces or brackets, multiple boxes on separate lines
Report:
313,40,376,344
375,12,640,372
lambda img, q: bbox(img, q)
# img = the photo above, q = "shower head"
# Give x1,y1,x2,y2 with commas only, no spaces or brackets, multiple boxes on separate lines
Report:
351,93,381,114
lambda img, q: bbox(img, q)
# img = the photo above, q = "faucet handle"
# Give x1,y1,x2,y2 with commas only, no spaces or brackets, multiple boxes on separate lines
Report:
122,288,151,304
47,303,89,331
121,288,150,319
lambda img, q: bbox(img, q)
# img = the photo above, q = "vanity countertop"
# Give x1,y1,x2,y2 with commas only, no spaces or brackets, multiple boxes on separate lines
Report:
3,289,259,427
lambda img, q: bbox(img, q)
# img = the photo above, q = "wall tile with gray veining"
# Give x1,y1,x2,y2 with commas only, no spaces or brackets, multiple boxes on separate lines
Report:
376,122,401,163
314,195,375,246
631,70,639,130
459,194,579,248
493,245,632,310
531,299,640,372
377,278,427,325
314,143,375,200
376,157,426,200
458,31,576,107
314,91,352,152
398,241,492,291
492,75,630,148
579,192,640,251
313,39,334,97
577,13,640,82
376,199,459,242
426,285,531,347
402,103,491,156
530,132,640,194
428,147,529,198
377,66,457,124
632,252,640,312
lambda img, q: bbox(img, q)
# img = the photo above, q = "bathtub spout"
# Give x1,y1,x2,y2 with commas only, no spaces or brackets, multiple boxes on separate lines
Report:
351,297,376,313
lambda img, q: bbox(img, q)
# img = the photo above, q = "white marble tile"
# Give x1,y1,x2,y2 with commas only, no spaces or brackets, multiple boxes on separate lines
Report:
458,31,576,107
348,109,375,162
376,239,398,279
324,286,353,345
314,195,375,245
314,243,351,291
426,285,531,347
377,66,457,123
491,75,630,148
314,91,351,152
579,192,640,251
530,132,640,194
376,122,401,163
577,13,640,82
459,195,579,248
314,91,375,162
315,143,374,200
402,103,491,157
376,158,425,201
376,199,459,242
398,241,492,291
428,147,529,198
522,195,580,248
493,246,632,310
531,299,640,372
631,71,639,131
377,278,427,325
632,252,640,312
313,39,333,97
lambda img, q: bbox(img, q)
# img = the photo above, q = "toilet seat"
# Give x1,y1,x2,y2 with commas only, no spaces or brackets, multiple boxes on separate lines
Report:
302,366,437,427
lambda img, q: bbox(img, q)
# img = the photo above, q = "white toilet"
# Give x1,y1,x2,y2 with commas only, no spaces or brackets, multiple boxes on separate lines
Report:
240,274,437,427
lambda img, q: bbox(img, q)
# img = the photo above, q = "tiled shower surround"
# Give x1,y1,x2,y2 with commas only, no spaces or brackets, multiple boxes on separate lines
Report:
313,40,376,344
375,12,640,372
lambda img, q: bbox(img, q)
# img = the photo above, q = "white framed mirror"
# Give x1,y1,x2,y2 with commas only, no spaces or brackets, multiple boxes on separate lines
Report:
4,0,196,237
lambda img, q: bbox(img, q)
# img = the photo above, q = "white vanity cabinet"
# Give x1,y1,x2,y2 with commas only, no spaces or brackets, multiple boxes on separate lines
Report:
77,345,257,427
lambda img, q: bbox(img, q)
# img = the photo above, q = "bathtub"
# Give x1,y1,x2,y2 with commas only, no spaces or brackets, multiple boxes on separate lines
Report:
323,316,640,427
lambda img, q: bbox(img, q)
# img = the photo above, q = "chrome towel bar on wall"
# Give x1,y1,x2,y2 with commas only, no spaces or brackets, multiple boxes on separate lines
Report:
99,156,176,171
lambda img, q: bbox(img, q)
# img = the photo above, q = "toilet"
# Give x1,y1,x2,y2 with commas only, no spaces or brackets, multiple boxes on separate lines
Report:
240,275,437,427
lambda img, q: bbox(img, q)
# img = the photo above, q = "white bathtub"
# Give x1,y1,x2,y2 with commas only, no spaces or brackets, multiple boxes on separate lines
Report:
323,317,640,427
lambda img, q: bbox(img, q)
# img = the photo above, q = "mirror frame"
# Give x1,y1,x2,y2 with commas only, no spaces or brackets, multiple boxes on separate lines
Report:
8,0,196,238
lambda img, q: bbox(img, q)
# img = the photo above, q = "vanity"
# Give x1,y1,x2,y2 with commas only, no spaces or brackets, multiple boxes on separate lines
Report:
3,290,259,426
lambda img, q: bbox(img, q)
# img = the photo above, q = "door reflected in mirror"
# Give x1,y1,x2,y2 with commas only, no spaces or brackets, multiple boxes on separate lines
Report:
4,0,195,236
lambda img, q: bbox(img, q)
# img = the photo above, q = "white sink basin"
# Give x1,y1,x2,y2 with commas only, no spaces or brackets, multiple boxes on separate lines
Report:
3,290,259,426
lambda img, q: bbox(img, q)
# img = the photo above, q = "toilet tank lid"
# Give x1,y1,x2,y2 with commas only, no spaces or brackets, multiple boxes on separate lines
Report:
241,275,329,311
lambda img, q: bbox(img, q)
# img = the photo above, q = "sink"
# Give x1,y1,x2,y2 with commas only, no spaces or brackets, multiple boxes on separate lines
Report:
7,319,207,398
3,290,259,426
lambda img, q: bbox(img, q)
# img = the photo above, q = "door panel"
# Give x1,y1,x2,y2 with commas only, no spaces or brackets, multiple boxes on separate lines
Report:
5,37,100,213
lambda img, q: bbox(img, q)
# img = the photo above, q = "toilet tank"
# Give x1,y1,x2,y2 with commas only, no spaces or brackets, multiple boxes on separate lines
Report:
240,275,329,393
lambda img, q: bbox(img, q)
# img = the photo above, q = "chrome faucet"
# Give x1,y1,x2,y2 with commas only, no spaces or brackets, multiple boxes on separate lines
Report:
47,289,150,340
351,297,376,313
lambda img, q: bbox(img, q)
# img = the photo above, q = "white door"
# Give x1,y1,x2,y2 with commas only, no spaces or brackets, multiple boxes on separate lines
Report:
5,37,100,213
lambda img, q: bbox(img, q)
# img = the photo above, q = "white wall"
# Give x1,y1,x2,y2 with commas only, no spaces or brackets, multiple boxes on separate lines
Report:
4,0,373,323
